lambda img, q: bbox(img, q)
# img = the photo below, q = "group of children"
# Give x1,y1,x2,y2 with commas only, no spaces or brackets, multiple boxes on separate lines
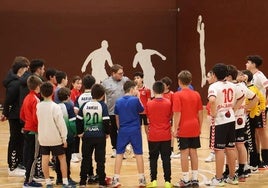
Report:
2,55,268,188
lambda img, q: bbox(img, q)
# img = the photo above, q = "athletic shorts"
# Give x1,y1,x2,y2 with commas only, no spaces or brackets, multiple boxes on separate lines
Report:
139,114,149,126
212,121,235,150
177,137,201,150
249,114,263,129
116,129,143,155
40,144,65,156
235,127,245,143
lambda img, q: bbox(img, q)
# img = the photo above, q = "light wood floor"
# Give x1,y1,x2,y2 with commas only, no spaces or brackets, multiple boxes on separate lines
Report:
1,110,268,187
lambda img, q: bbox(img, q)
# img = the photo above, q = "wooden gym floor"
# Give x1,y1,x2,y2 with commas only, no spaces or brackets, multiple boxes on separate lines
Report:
1,110,268,187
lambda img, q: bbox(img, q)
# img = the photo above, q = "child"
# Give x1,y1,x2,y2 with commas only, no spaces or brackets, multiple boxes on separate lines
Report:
206,64,244,186
172,70,203,187
76,84,110,188
54,71,68,104
133,72,151,135
36,82,75,188
56,87,78,185
242,70,266,171
146,81,173,188
70,76,82,103
20,75,43,187
111,80,146,187
161,76,179,159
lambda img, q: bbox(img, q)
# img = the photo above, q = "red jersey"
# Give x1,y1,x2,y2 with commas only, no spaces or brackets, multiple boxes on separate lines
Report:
20,91,40,132
173,88,203,137
138,86,151,114
146,97,172,141
70,88,81,103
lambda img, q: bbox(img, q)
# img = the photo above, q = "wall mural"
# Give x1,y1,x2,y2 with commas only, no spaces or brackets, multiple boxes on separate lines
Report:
197,15,207,88
81,40,113,83
133,42,166,90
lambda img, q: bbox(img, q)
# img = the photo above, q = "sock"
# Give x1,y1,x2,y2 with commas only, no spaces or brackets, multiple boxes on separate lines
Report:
63,178,68,185
182,172,189,182
138,173,145,179
171,147,174,152
114,174,120,179
45,178,52,185
261,149,268,164
224,164,229,174
192,170,198,180
257,153,261,165
238,164,245,175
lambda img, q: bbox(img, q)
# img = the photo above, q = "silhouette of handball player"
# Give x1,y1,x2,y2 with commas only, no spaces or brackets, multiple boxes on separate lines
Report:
133,42,166,90
81,40,113,83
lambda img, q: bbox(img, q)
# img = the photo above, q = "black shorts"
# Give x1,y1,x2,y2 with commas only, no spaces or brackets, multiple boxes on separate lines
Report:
235,127,245,143
40,144,65,156
212,121,235,150
139,114,149,125
249,114,263,129
178,137,201,150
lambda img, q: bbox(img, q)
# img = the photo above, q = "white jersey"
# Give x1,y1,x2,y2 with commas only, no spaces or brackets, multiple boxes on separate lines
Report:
234,82,256,129
252,71,268,97
208,81,244,126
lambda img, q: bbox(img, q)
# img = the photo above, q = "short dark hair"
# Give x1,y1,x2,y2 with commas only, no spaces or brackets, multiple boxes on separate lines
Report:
40,82,54,98
27,75,42,90
12,56,29,74
178,70,192,85
247,55,263,67
161,76,172,87
227,65,238,80
91,84,105,100
152,81,164,94
58,87,71,102
30,59,45,73
82,74,96,89
123,80,136,93
55,71,67,84
242,70,253,82
45,68,57,81
133,72,144,78
110,64,123,74
212,63,228,81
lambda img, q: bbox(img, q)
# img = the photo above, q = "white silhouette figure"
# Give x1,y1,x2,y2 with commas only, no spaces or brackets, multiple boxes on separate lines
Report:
197,15,207,88
81,40,113,83
133,42,166,90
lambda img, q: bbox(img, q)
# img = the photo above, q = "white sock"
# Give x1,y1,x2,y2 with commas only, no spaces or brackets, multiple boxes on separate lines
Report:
63,178,68,185
182,172,189,182
138,173,145,179
192,170,198,180
45,178,52,185
114,174,120,179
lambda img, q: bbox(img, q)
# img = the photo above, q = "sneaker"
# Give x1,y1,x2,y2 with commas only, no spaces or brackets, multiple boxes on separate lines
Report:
174,179,191,187
68,178,78,185
71,153,81,163
79,180,86,188
33,174,45,182
205,152,215,162
222,170,229,182
111,177,121,187
146,180,157,187
170,152,181,159
62,184,76,188
258,162,268,170
205,177,225,186
249,165,259,173
87,175,99,184
56,179,63,185
111,149,116,158
226,176,238,185
139,176,146,186
8,168,25,177
105,177,112,185
191,179,199,187
46,184,53,188
18,164,26,170
23,181,43,188
164,181,173,188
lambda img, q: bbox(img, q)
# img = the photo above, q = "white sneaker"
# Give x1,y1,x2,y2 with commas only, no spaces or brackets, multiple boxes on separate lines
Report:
205,152,215,162
170,152,181,159
205,176,225,186
71,153,81,163
8,168,25,177
111,149,116,158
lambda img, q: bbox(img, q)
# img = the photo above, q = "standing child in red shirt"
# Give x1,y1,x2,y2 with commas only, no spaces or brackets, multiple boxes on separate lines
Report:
172,70,203,187
133,72,151,135
70,76,82,104
146,81,173,188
